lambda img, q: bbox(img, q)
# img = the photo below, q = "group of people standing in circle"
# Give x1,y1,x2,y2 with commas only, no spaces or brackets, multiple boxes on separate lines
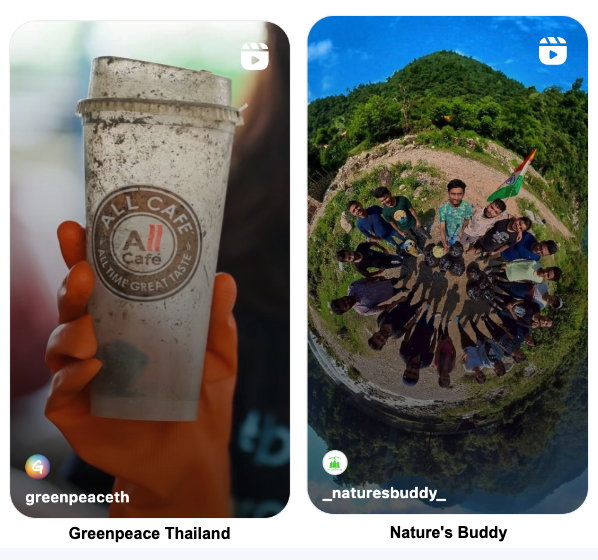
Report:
330,174,563,389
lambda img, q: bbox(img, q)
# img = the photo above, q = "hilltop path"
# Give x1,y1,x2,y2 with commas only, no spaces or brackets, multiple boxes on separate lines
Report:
384,147,572,238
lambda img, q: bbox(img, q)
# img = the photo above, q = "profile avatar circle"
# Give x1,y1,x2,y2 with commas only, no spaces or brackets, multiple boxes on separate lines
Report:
323,450,348,475
25,454,50,479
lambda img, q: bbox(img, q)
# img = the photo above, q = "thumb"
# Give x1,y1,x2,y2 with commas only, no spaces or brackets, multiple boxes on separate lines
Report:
58,221,86,269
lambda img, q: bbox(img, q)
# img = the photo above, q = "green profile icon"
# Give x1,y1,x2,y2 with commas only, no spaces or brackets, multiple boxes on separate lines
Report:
323,450,348,475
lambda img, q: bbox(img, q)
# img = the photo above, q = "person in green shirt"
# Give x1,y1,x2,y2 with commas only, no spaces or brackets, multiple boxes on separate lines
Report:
438,179,473,251
486,261,562,283
374,186,430,249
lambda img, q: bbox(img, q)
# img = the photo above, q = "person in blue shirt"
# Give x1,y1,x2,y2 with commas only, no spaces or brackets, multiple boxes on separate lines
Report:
501,232,558,262
348,200,405,252
496,310,536,348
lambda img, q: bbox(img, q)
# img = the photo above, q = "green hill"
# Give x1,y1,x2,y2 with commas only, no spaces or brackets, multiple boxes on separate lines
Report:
308,51,588,228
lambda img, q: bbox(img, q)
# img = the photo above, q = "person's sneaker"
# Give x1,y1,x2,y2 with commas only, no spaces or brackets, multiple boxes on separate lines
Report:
432,312,441,319
455,316,460,324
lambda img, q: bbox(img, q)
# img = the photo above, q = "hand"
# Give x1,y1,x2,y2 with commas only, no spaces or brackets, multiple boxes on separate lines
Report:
442,241,449,251
415,220,422,229
45,221,237,518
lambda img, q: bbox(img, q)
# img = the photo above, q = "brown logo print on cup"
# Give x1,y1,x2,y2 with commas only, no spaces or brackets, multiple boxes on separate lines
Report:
93,185,202,302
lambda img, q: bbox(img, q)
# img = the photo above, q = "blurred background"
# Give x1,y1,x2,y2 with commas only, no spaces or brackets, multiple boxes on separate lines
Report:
11,21,289,518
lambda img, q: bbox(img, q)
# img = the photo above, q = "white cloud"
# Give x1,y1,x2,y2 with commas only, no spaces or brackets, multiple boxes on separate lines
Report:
321,76,333,91
308,39,333,61
347,48,372,61
505,58,514,64
514,19,531,32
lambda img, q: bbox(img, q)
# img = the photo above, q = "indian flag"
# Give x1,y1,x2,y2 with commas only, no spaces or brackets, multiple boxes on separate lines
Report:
487,149,537,202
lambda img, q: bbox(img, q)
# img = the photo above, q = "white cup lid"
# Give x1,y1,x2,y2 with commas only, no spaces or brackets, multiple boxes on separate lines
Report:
88,57,231,106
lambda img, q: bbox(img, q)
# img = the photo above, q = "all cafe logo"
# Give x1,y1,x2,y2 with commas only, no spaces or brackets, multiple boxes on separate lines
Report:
323,450,348,475
93,185,202,302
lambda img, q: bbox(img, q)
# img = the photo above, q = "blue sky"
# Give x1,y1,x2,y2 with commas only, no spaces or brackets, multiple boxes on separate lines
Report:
308,16,588,101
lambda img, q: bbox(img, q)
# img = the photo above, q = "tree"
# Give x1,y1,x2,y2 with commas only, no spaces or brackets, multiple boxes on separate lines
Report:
347,95,403,144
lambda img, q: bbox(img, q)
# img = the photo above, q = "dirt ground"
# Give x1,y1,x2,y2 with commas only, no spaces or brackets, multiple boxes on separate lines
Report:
309,144,567,403
386,147,571,238
311,222,498,402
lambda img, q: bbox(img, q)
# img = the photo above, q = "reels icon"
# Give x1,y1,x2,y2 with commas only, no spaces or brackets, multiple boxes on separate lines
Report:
539,37,567,65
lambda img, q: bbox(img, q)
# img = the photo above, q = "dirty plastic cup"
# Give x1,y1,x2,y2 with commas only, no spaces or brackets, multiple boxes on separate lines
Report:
77,57,243,420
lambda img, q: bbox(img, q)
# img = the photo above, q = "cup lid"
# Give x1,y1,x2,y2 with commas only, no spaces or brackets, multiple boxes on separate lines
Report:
87,57,231,106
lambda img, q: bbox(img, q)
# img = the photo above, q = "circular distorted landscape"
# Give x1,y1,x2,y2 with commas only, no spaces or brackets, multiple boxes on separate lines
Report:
308,139,583,428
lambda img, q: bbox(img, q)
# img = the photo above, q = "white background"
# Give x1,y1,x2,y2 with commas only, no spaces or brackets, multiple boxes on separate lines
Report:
2,0,595,551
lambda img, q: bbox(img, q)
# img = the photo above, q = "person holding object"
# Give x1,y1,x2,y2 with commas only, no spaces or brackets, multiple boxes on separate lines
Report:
337,241,403,278
469,216,532,260
460,199,508,247
45,221,237,517
348,200,405,252
374,186,430,248
438,179,473,250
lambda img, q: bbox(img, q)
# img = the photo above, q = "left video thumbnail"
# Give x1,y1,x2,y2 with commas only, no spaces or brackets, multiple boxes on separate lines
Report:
11,21,289,518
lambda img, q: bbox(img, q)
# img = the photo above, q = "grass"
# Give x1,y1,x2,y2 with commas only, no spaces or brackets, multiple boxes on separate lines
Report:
347,140,369,158
308,160,445,356
308,139,587,424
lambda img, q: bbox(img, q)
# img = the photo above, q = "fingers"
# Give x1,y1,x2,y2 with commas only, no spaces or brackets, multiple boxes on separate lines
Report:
46,314,97,374
45,358,102,416
58,261,95,324
203,273,237,384
58,221,86,269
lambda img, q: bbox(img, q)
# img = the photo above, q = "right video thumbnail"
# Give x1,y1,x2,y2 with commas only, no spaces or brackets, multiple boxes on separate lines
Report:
307,16,587,514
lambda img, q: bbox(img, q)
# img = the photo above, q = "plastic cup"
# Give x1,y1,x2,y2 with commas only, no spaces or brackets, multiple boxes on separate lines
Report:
77,57,243,420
